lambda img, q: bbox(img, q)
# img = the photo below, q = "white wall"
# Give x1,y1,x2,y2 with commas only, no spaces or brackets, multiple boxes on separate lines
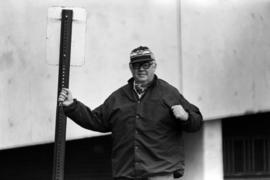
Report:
181,1,270,179
183,129,204,180
202,120,223,180
0,0,181,149
183,120,223,180
181,0,270,120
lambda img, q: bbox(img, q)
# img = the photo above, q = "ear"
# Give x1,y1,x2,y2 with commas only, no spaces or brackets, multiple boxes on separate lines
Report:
153,62,157,69
129,63,133,72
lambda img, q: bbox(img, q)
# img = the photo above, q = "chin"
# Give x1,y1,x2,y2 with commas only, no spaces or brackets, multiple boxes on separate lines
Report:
137,79,150,84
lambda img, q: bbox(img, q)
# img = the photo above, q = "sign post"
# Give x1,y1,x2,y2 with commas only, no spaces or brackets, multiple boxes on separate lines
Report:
52,9,73,180
46,7,86,180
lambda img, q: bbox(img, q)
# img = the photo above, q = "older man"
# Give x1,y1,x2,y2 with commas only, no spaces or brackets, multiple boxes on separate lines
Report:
59,46,203,180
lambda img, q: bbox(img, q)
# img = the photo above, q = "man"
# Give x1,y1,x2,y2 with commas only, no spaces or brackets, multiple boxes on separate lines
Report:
59,46,203,180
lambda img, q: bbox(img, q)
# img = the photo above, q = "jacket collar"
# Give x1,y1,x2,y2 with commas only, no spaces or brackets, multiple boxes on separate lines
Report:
127,74,158,88
123,75,158,101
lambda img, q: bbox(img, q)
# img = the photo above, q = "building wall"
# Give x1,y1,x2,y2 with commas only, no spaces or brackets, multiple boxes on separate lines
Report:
2,0,270,148
0,0,181,149
183,128,204,180
183,120,223,180
2,1,270,180
180,1,270,179
181,0,270,119
228,178,269,180
223,112,270,179
0,136,112,180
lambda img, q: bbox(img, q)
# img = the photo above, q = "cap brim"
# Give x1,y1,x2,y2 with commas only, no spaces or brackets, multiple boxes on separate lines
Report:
130,58,153,64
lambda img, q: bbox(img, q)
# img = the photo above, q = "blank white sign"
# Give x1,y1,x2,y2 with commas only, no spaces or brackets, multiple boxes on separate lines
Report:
46,7,86,66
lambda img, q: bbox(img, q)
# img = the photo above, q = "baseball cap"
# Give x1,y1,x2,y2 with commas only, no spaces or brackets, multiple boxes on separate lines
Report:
130,46,155,64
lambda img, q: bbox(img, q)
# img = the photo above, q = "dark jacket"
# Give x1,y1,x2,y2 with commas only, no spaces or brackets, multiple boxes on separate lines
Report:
64,76,203,179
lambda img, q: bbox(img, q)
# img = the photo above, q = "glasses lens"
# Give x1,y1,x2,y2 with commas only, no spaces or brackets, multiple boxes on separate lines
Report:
132,62,153,69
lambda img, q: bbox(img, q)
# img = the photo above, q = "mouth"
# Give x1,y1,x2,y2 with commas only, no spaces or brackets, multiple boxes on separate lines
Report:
137,71,146,75
137,73,146,77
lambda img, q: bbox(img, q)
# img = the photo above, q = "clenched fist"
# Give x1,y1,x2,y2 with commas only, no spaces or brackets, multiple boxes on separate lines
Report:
171,105,189,121
58,88,74,106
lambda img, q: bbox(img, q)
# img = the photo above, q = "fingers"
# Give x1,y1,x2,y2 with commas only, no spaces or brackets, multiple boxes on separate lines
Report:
58,88,74,106
171,105,188,121
58,88,71,102
171,105,183,111
171,105,184,115
62,87,69,92
61,88,70,96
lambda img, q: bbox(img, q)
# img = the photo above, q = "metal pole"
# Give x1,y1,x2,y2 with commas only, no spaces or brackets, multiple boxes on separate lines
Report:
52,9,73,180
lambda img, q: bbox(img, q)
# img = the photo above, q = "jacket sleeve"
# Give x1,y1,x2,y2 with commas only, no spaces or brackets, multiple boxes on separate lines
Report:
178,94,203,132
63,99,111,133
163,87,203,132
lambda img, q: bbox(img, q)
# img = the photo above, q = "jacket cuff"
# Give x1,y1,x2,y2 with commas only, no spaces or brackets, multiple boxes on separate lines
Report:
181,111,202,132
63,99,78,114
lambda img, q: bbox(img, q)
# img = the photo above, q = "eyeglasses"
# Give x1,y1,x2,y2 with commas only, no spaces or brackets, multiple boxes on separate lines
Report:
131,62,154,70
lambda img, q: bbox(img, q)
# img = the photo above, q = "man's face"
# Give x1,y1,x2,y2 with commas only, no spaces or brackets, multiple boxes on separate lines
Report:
129,61,157,84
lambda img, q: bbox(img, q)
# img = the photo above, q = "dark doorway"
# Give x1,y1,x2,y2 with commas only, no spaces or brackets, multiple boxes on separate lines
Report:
222,112,270,180
0,135,112,180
